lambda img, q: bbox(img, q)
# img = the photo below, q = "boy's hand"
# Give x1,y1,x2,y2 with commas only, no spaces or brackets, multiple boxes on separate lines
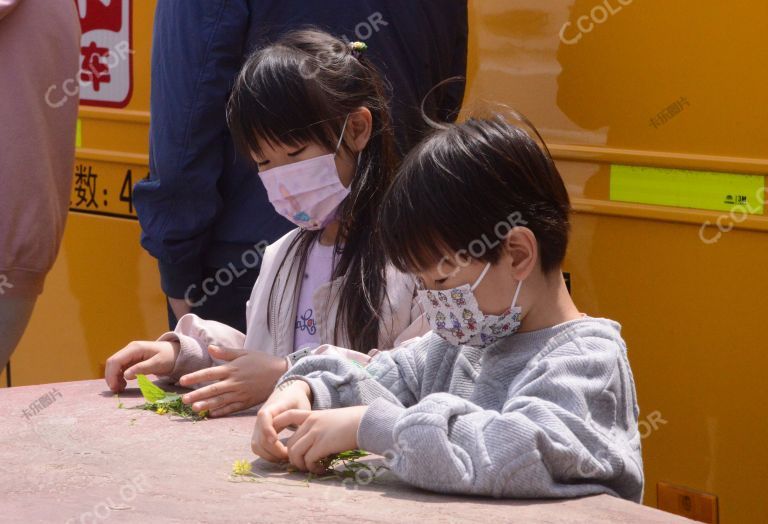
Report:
252,380,313,462
178,346,289,417
105,341,180,392
275,406,368,474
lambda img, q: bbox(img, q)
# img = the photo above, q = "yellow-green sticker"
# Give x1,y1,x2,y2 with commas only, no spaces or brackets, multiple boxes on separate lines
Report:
76,118,82,148
610,165,765,214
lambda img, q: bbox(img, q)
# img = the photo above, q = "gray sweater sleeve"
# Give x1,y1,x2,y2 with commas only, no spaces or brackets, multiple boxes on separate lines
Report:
278,332,643,502
357,337,643,501
278,340,425,410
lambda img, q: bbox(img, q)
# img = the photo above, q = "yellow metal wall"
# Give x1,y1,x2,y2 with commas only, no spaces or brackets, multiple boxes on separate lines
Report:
462,2,768,522
5,1,767,521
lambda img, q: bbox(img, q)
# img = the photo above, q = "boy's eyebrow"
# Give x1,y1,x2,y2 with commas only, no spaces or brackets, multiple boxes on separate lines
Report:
287,145,308,157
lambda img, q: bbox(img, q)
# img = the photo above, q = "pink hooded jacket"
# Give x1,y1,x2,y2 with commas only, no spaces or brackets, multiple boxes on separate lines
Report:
0,0,80,297
158,228,430,382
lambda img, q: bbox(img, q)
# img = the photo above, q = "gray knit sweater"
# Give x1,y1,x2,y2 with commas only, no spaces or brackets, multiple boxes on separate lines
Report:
280,316,644,502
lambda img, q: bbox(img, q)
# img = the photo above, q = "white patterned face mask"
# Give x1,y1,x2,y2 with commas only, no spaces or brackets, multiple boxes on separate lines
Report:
417,263,523,348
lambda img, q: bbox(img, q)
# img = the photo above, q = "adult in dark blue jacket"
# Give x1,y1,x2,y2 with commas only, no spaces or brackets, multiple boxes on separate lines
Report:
134,0,468,331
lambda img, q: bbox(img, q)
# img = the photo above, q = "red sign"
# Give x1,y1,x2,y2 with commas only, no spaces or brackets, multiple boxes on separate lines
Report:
74,0,133,108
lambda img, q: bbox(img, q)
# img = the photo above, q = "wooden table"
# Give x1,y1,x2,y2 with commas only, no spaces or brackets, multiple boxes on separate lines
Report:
0,379,693,523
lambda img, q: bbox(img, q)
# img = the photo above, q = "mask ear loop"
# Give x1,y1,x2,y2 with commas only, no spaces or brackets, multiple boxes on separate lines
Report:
470,262,492,291
510,280,523,308
334,113,351,154
337,113,364,171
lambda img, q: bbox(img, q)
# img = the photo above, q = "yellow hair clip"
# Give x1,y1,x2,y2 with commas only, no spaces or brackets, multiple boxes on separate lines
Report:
349,41,368,58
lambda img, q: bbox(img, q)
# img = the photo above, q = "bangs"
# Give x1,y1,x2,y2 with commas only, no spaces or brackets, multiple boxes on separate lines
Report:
381,204,460,274
228,46,345,159
379,129,504,274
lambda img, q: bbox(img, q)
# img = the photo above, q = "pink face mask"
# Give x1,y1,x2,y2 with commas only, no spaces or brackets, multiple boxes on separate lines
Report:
258,115,352,230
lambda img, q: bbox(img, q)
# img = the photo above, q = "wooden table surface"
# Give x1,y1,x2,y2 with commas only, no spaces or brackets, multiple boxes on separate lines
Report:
0,379,693,523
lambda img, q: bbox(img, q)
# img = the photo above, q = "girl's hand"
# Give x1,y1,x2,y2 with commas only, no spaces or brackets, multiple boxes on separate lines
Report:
275,406,368,474
105,341,180,392
178,346,288,417
252,380,313,462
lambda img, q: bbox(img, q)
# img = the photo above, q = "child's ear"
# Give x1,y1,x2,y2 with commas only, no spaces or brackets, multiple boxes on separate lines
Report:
347,107,373,152
503,227,538,281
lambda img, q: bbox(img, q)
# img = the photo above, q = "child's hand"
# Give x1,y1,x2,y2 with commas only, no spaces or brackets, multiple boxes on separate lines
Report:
178,346,289,417
252,380,313,462
276,406,368,474
105,341,180,392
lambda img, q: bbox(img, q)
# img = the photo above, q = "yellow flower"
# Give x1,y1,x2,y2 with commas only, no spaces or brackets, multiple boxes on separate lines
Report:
232,459,253,476
156,406,168,415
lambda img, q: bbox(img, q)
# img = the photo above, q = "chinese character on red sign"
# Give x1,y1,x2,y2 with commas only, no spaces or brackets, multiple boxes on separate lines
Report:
74,0,133,107
80,41,111,91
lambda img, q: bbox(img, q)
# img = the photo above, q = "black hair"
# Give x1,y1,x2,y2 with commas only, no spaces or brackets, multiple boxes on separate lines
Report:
379,114,571,274
227,29,399,352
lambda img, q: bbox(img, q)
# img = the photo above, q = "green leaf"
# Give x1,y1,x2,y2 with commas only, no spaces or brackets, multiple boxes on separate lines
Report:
337,450,368,459
153,393,181,405
318,449,372,473
130,379,207,421
136,374,167,403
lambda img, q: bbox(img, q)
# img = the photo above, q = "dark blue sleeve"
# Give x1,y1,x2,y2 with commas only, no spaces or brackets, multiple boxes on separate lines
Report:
133,0,250,298
441,0,468,122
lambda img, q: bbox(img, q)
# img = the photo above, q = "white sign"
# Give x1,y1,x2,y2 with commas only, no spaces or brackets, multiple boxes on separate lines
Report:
74,0,133,108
